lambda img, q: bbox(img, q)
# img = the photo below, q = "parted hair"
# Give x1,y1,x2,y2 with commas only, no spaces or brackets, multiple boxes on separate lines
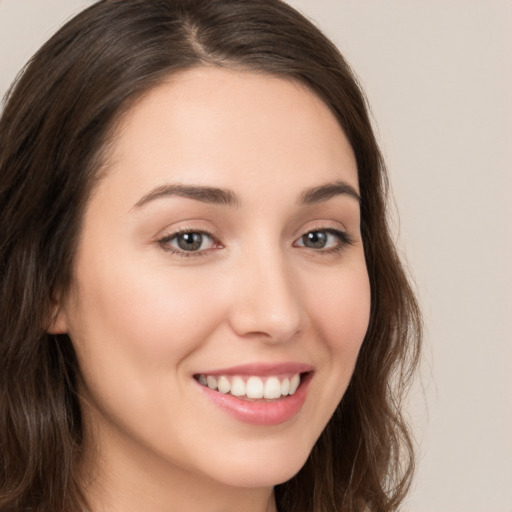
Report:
0,1,422,510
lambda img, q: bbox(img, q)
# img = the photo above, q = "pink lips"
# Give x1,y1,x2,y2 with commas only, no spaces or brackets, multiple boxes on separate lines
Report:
195,362,313,377
194,362,313,426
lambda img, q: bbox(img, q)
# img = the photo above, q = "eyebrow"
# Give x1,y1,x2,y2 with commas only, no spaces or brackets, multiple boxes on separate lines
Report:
131,179,360,211
298,180,360,204
131,184,240,210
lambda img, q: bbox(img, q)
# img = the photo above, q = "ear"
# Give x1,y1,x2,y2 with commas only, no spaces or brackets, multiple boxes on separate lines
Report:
47,298,70,335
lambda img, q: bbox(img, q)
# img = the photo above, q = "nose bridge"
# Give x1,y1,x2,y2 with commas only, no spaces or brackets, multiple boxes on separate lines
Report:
229,241,303,342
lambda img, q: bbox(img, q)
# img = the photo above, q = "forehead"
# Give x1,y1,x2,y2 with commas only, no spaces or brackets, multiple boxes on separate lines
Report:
100,66,358,206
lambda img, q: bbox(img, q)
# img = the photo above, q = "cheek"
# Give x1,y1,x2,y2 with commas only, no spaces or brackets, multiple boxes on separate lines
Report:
71,258,224,360
65,255,230,420
306,260,371,367
65,256,228,440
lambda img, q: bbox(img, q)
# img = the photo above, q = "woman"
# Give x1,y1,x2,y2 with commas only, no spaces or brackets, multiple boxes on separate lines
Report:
0,1,422,511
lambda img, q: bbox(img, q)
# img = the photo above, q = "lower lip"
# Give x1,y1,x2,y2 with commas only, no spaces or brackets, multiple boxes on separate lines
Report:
195,373,312,426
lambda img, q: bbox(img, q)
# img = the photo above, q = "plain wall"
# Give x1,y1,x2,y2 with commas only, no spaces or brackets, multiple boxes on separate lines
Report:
1,1,511,511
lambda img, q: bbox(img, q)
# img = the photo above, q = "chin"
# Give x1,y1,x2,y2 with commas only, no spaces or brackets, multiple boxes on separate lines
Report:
202,444,311,489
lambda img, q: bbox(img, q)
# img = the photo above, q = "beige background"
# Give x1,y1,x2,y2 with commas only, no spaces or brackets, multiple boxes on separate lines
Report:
1,1,511,511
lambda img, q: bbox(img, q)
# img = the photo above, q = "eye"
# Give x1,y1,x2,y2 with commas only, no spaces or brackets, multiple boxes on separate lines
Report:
295,228,353,252
159,230,217,255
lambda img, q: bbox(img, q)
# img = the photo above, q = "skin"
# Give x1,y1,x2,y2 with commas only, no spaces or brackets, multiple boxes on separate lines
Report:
51,67,371,512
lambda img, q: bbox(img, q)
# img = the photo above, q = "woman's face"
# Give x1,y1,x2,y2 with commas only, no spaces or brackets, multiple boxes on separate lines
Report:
54,67,370,494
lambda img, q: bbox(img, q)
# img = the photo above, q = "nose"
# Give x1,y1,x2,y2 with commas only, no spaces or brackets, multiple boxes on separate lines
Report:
227,247,304,343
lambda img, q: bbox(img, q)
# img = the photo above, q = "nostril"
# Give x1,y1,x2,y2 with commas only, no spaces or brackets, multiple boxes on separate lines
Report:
227,263,303,341
228,302,303,343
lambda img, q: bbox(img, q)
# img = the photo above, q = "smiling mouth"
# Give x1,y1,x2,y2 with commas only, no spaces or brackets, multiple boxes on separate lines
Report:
194,373,306,401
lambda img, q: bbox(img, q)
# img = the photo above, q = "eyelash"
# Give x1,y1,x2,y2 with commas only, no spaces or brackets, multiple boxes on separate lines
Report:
157,227,354,258
294,228,354,254
157,228,219,258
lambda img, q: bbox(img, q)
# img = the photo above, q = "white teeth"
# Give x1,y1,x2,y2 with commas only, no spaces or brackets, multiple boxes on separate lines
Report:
281,377,290,395
206,375,217,390
197,372,303,399
246,376,264,399
231,376,246,397
217,376,231,394
289,374,300,394
264,377,282,399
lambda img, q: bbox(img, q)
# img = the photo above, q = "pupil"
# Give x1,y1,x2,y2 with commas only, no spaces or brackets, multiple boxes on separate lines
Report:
304,231,327,248
178,233,202,251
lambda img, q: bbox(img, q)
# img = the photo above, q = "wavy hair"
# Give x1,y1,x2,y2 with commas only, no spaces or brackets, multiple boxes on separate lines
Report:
0,1,422,510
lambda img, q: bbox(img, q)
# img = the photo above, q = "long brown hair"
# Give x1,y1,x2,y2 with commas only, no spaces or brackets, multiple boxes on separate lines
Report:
0,1,422,510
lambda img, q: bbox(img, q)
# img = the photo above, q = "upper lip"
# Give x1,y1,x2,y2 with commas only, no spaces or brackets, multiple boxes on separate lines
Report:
194,362,314,377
